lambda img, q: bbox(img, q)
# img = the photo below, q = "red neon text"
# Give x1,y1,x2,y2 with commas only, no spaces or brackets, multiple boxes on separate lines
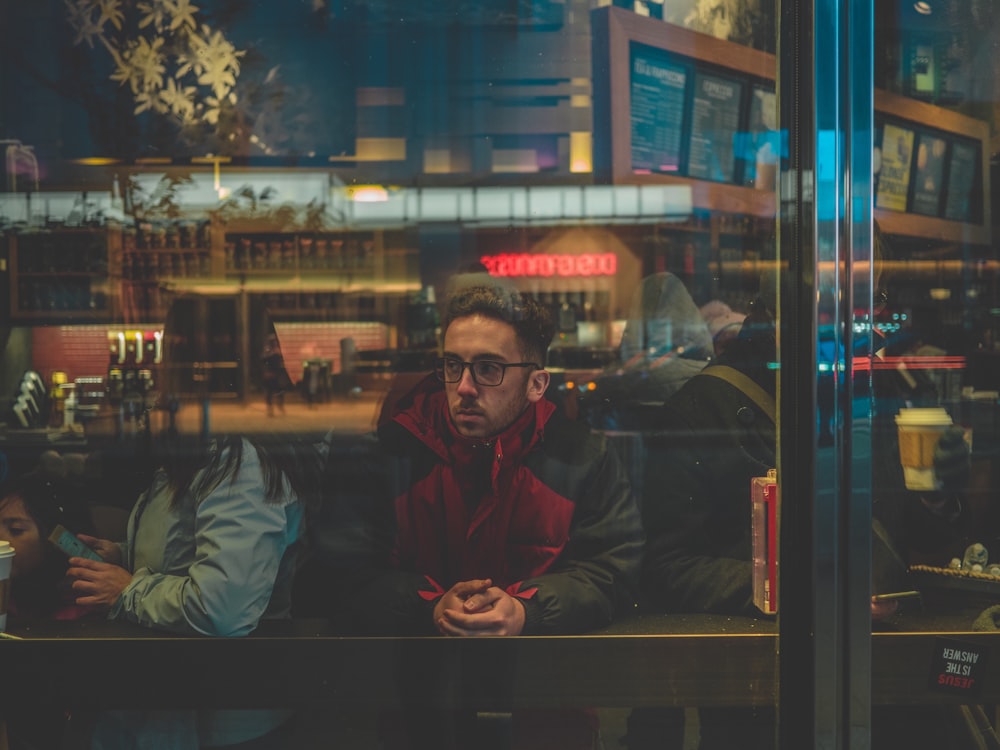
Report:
480,253,617,278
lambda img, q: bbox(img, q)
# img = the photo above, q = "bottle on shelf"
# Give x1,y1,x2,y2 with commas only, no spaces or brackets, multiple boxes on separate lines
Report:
300,237,315,269
282,239,296,269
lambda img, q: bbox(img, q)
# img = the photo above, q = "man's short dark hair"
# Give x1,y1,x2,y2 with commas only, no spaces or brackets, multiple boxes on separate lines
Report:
443,284,556,365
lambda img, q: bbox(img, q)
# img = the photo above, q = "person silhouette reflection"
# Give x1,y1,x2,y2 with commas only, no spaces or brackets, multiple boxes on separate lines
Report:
66,296,325,749
577,272,714,431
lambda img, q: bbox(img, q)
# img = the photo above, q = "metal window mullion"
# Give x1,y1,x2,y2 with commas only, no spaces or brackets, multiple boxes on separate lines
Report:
778,0,875,747
845,0,876,746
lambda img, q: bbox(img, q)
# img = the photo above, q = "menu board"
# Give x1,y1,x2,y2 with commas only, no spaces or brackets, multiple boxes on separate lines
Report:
687,72,743,182
595,9,989,238
876,124,915,212
630,45,687,173
911,133,947,217
944,141,977,222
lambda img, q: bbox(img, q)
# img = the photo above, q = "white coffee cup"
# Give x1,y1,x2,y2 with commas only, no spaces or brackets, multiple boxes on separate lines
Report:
895,407,952,490
0,540,14,632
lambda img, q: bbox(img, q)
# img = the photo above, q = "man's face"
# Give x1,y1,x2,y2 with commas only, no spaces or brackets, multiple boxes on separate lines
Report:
0,496,45,578
443,314,549,439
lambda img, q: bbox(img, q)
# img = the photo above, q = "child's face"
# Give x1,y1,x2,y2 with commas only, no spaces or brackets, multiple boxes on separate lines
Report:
0,496,44,578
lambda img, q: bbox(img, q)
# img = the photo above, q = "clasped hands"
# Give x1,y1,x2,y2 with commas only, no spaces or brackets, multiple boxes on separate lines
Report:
65,534,133,609
433,578,526,637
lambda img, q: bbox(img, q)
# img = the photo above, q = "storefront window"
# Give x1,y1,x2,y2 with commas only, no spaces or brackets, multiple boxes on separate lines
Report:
6,2,785,747
861,2,1000,746
7,0,996,747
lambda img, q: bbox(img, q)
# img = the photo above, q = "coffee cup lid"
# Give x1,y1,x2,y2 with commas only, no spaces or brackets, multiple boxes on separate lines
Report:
895,407,952,426
0,540,13,557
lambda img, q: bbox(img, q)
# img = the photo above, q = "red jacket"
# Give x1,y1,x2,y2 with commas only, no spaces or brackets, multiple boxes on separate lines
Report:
392,388,572,596
324,375,644,635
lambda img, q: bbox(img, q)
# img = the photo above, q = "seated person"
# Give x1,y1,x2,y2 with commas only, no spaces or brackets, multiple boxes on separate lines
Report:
0,467,97,621
65,296,326,749
323,281,643,637
634,226,971,750
641,293,777,620
0,466,98,750
316,281,644,747
578,272,714,431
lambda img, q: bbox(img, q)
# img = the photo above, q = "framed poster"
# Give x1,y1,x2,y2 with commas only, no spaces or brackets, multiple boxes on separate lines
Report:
592,7,989,240
630,44,688,173
873,88,990,243
687,72,744,183
876,124,915,213
944,140,977,223
911,133,947,217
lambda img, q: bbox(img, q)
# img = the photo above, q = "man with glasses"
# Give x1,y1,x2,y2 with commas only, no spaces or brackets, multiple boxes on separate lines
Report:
322,282,643,639
315,282,643,746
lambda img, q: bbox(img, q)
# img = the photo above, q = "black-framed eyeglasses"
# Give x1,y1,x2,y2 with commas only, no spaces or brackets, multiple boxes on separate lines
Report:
434,357,540,386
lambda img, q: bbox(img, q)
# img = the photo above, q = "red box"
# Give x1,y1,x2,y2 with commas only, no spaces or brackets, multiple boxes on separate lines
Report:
752,469,779,615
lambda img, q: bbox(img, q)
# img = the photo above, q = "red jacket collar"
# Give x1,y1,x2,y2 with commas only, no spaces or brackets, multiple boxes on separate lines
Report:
392,373,555,463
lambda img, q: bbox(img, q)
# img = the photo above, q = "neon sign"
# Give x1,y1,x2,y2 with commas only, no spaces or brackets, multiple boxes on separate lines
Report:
480,253,617,277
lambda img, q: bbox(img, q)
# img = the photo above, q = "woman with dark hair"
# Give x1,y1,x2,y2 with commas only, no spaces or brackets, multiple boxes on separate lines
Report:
67,295,325,749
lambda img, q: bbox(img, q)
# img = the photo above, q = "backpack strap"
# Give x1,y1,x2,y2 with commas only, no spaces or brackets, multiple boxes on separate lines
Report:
699,365,776,424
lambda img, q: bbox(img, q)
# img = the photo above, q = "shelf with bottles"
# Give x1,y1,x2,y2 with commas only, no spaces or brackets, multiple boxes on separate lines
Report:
14,277,112,318
646,213,774,275
9,228,110,275
121,220,214,283
224,232,377,277
121,250,212,282
662,211,773,238
6,226,119,320
261,290,395,322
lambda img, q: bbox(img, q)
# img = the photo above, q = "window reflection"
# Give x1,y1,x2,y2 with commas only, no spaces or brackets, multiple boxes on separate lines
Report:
3,0,1000,746
2,4,784,745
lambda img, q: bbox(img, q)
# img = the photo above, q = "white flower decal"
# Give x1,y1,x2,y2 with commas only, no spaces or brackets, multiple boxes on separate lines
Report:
66,0,243,128
159,77,197,119
167,0,199,31
187,25,243,100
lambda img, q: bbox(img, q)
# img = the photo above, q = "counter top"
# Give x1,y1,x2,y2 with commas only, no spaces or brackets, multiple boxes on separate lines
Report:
3,614,999,711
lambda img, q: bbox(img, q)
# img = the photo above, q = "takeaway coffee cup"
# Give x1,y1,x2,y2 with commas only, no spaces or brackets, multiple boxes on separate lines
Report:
0,540,13,632
895,407,953,491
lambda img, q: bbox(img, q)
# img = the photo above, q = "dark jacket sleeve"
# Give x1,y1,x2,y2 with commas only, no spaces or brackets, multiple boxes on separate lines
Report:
311,431,440,635
640,377,775,616
517,424,645,634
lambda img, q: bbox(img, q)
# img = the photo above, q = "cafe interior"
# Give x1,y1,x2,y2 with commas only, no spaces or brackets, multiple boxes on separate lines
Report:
3,0,1000,747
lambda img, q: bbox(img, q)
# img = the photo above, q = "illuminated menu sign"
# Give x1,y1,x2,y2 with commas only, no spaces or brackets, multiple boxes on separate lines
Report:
911,133,947,217
687,72,743,182
480,253,617,278
876,124,915,212
630,46,687,173
944,141,977,222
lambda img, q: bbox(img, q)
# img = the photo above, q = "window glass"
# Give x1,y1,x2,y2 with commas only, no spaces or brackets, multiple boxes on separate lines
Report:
0,1,785,748
865,1,1000,744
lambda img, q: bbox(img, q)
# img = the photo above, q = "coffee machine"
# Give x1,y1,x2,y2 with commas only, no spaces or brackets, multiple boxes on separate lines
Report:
107,329,162,435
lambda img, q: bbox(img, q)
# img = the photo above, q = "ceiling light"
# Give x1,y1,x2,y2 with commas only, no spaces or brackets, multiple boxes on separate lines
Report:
914,2,932,14
71,157,120,166
347,185,389,203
